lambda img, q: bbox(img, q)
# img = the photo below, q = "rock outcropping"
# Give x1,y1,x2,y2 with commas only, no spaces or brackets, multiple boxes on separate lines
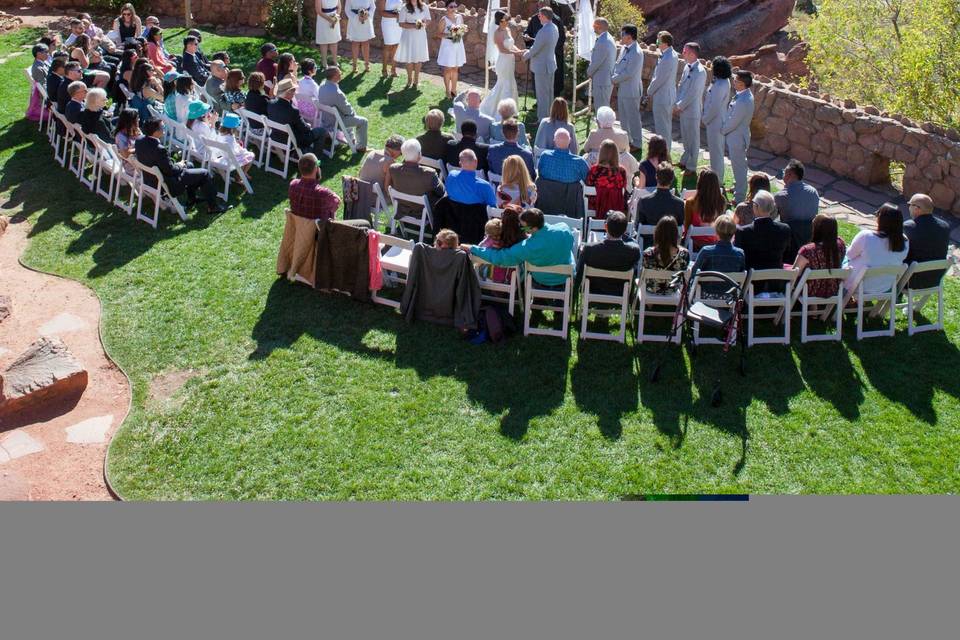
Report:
0,337,88,422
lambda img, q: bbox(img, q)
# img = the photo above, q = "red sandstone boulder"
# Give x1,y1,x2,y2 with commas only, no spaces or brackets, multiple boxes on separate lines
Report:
0,337,88,423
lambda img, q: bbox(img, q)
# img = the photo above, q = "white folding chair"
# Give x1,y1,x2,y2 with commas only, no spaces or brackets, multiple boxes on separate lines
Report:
371,182,390,231
523,263,574,338
685,225,716,262
471,255,520,315
95,139,138,214
486,206,504,219
487,171,502,190
264,120,304,179
66,122,86,178
238,108,268,167
681,189,696,201
636,268,685,343
584,217,606,245
784,268,851,343
76,129,101,191
582,183,597,219
315,102,358,158
371,234,415,308
129,156,188,228
419,155,447,181
445,162,459,177
579,266,633,343
388,187,433,243
634,224,658,252
690,271,747,345
204,137,254,201
895,260,949,335
745,269,798,346
49,109,72,166
841,265,906,339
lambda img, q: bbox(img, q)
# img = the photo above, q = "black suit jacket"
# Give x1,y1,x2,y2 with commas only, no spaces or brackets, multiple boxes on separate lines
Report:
134,135,185,194
78,109,112,139
904,215,950,288
46,73,63,106
181,50,209,85
65,99,83,124
56,79,73,113
735,217,792,280
267,97,312,149
637,188,685,228
576,238,641,296
244,90,271,117
444,137,489,173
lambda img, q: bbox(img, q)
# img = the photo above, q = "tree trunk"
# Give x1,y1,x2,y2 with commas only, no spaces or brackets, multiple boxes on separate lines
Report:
185,0,193,28
298,2,304,39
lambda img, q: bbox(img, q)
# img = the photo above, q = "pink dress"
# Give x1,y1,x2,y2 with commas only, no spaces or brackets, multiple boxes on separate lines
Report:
26,85,45,121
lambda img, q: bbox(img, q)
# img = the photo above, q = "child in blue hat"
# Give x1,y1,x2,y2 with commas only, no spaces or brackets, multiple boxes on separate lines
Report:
214,111,255,177
186,100,215,154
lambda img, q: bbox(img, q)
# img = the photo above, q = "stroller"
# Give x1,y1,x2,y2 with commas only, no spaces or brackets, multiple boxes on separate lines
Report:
649,270,750,406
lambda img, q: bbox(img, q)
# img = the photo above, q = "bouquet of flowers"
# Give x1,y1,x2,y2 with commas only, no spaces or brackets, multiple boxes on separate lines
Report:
416,19,424,30
449,24,468,43
358,9,369,23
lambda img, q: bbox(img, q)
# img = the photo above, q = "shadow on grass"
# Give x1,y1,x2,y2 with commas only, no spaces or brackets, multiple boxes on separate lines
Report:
250,278,569,441
570,338,638,440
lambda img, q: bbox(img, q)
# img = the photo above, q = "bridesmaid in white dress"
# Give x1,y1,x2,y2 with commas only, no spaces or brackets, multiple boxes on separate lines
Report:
314,0,342,68
480,10,523,119
435,1,466,98
380,0,403,78
346,0,375,74
396,0,430,89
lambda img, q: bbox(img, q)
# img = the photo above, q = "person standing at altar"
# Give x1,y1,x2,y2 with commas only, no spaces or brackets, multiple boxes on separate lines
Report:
346,0,376,74
673,42,707,178
524,0,566,99
586,17,615,111
722,70,755,203
396,0,431,89
381,0,403,78
523,7,559,122
436,1,467,98
647,31,678,144
611,24,644,152
315,0,343,68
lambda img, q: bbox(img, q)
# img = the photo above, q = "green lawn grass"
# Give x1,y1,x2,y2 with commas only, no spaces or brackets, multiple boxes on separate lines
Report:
2,29,959,498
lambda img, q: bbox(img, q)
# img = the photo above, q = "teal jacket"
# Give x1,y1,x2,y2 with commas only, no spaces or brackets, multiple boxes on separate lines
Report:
470,223,576,286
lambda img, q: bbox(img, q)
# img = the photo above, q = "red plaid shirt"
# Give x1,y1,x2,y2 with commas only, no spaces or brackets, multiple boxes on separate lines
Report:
289,178,341,221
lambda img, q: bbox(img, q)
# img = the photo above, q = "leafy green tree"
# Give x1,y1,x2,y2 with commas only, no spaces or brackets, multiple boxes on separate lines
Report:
598,0,646,39
799,0,960,128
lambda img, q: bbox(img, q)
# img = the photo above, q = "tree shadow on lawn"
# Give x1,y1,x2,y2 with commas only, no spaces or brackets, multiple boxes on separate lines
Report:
846,326,960,424
249,279,568,441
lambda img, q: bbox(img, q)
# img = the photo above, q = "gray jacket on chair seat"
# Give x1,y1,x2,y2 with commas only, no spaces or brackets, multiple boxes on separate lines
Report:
400,244,481,330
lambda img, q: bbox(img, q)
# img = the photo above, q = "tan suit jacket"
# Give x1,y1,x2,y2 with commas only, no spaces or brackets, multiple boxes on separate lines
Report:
388,162,446,218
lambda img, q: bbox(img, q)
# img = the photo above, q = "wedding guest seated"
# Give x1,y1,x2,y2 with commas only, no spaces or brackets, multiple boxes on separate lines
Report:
295,58,320,125
636,162,685,243
135,119,229,214
187,100,217,156
464,208,576,288
317,66,369,153
684,169,726,251
534,97,578,153
477,206,525,283
446,150,496,207
268,77,330,155
205,60,228,113
214,112,255,176
734,190,791,292
452,88,494,139
181,35,209,85
733,173,771,227
791,213,846,299
689,214,745,296
445,120,489,172
275,52,298,85
641,217,690,293
359,134,404,201
244,71,270,117
114,108,141,174
434,228,461,250
128,61,162,121
78,87,112,138
222,68,247,113
637,134,671,190
775,158,820,260
256,43,279,94
575,211,641,295
583,106,629,154
57,62,83,113
26,43,50,121
537,129,588,183
46,57,67,108
289,153,342,221
186,29,210,67
144,26,175,74
487,98,528,145
172,74,195,123
388,139,446,219
845,204,909,294
497,155,538,208
903,193,950,288
487,119,535,177
64,80,86,123
416,109,453,161
211,51,231,66
585,140,627,218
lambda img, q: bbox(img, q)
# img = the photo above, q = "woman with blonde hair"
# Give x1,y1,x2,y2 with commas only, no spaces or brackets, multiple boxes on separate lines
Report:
533,97,578,152
585,140,628,218
496,155,537,208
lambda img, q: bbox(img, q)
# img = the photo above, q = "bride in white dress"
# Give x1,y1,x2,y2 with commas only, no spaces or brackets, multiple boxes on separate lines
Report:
480,10,523,120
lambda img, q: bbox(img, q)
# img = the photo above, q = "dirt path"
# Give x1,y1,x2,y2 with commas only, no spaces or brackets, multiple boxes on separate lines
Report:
0,217,130,500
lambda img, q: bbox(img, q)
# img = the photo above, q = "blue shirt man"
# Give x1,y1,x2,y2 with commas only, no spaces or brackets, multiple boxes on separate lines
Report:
486,119,535,177
445,150,496,207
774,160,820,222
465,209,576,287
536,130,588,183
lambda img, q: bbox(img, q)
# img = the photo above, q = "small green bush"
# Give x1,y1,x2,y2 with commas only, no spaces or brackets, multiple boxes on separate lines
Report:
266,0,304,39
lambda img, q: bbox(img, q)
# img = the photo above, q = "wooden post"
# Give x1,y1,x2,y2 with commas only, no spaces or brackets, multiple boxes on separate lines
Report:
298,1,304,39
185,0,193,28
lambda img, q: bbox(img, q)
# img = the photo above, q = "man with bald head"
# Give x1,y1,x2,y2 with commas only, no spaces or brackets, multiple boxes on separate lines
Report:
452,87,494,139
586,17,616,110
445,149,496,207
904,192,950,288
537,129,588,183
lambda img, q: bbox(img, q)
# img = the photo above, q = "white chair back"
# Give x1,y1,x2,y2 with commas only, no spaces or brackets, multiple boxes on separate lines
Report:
579,266,633,343
788,267,851,343
388,187,433,243
636,267,686,343
897,260,949,335
419,155,446,181
745,269,798,346
523,262,575,338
